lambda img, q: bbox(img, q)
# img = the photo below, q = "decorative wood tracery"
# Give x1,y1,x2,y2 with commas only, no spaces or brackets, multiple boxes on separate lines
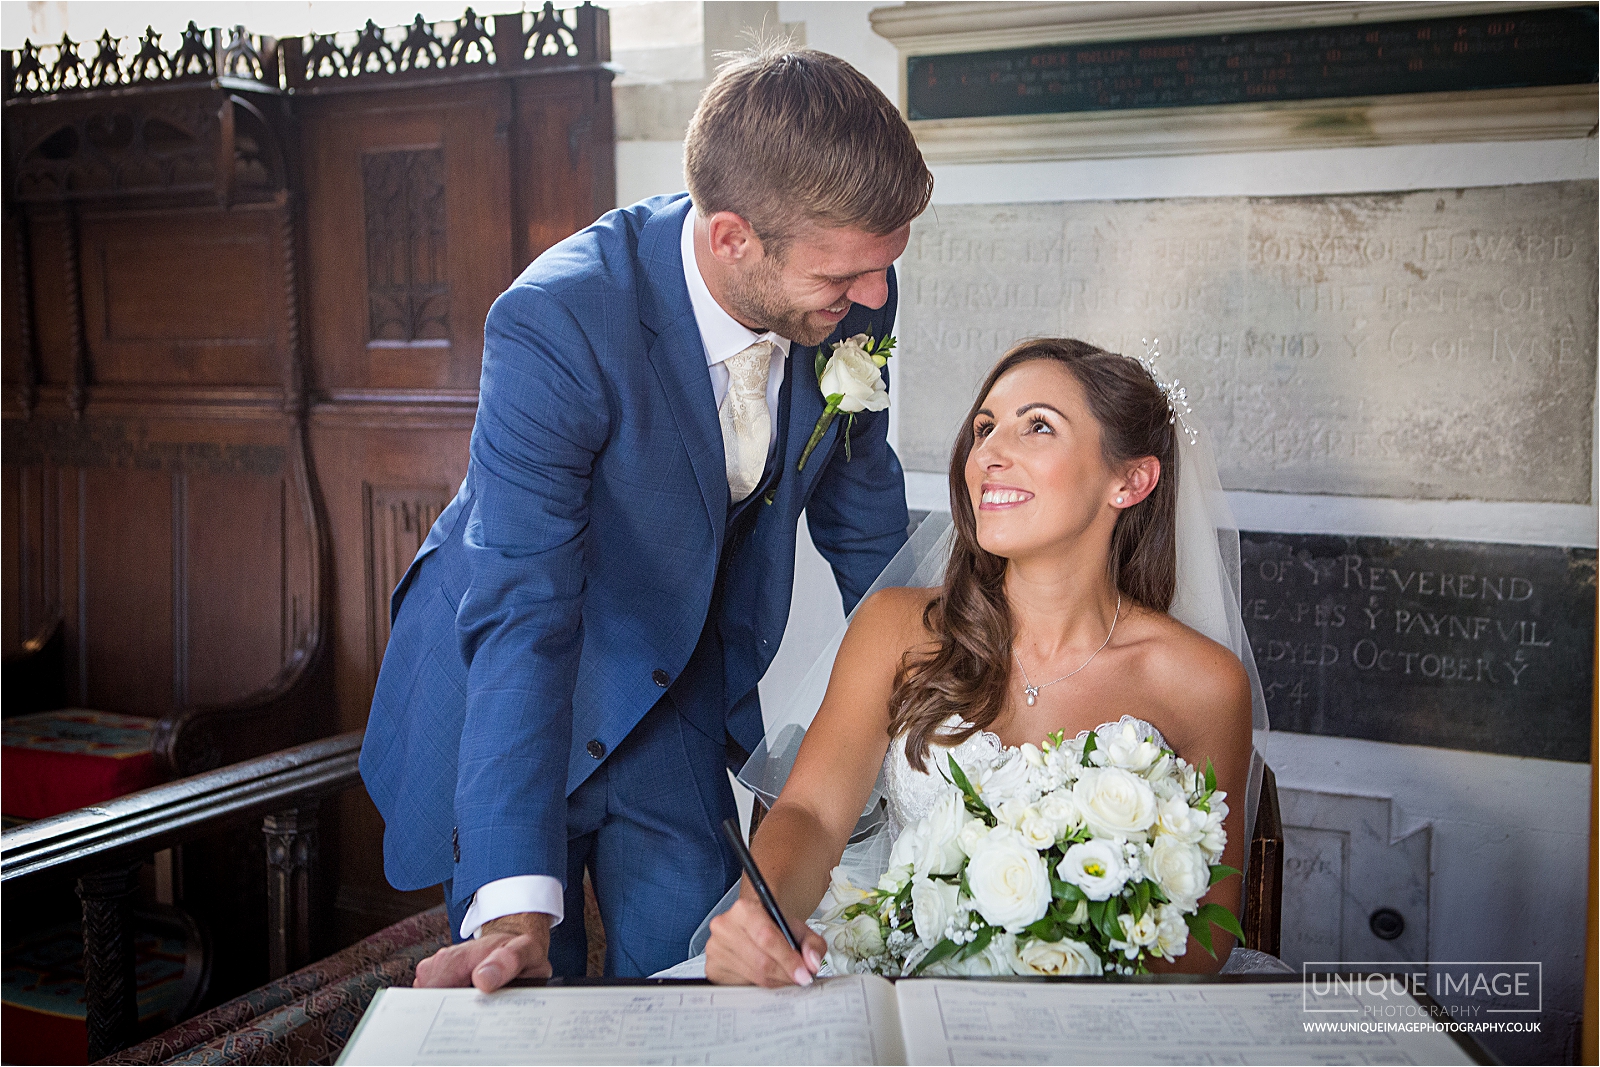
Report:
362,150,449,343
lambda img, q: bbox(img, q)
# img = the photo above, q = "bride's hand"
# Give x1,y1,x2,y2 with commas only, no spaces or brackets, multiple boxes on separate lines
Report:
705,894,826,987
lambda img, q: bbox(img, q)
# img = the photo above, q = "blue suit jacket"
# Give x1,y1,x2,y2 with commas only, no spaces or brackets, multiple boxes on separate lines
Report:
360,195,909,904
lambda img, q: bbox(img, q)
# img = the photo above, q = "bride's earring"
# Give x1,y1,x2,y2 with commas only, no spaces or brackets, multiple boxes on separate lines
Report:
1115,496,1125,505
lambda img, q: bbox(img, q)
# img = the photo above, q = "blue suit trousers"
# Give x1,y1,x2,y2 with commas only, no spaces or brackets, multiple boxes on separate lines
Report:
445,692,740,977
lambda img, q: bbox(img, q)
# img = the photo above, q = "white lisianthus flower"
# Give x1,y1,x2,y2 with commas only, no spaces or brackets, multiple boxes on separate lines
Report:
1073,767,1159,839
910,877,962,948
1155,795,1207,845
1020,742,1046,768
1065,899,1089,926
1152,903,1190,961
1148,836,1210,911
818,866,870,922
818,335,889,413
1010,936,1101,976
964,830,1052,932
877,862,913,894
1037,792,1083,839
826,912,886,962
1100,720,1163,773
1057,839,1129,901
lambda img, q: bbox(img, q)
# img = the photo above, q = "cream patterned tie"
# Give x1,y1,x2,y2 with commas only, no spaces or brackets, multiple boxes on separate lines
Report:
719,340,773,503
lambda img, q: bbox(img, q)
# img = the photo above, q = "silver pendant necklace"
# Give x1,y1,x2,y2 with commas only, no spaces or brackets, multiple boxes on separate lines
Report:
1015,595,1122,706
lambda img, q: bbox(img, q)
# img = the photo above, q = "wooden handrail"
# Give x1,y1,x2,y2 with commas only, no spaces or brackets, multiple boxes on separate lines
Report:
1,730,363,883
1,730,364,1060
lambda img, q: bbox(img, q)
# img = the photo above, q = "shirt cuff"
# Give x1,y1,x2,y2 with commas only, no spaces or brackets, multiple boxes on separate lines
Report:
460,875,565,940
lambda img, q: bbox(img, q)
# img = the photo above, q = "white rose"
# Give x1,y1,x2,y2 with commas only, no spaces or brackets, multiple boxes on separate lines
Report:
1152,903,1190,961
1154,795,1207,845
964,830,1051,932
1037,792,1084,839
992,799,1030,831
1017,808,1059,851
910,877,961,948
927,932,1018,976
1200,794,1229,860
1057,839,1129,901
1100,720,1162,773
890,790,970,878
1010,936,1101,976
975,750,1034,805
956,819,991,858
825,912,885,962
818,866,870,922
1073,767,1158,840
1148,836,1210,911
818,340,889,413
877,862,913,894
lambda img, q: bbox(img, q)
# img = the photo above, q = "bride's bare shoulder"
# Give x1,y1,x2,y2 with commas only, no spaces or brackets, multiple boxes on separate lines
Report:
846,587,942,663
1123,607,1252,737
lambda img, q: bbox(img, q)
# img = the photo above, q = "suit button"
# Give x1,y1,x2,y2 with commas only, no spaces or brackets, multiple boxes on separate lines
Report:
586,739,606,759
652,669,670,688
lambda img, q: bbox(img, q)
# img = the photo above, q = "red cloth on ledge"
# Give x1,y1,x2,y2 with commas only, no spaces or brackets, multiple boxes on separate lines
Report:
2,709,160,819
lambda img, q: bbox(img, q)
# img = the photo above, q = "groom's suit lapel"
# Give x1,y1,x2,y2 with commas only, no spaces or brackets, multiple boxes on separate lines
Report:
637,198,729,556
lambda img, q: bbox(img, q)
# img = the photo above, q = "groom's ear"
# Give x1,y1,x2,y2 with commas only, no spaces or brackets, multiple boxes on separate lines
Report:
1113,457,1161,508
704,210,762,265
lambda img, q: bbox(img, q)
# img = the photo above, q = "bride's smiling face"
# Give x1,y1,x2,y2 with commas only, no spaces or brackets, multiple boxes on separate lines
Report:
963,360,1129,559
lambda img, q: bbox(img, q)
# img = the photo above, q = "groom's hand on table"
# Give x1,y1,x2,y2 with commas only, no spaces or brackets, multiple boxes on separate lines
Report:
705,895,826,987
413,912,554,991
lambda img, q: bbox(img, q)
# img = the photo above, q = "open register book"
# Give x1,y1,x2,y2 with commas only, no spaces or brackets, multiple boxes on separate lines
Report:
337,974,1480,1065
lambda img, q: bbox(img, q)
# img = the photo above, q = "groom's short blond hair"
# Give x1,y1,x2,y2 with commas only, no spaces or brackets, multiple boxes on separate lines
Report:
684,44,933,256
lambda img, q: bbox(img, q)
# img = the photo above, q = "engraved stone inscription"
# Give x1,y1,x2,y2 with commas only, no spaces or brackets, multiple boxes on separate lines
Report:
899,182,1596,502
1278,790,1431,971
1241,533,1596,760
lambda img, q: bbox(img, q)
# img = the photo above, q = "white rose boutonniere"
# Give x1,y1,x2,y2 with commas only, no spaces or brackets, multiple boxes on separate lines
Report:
797,332,895,471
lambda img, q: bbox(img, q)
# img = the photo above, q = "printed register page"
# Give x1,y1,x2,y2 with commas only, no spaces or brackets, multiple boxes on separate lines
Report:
338,976,1477,1065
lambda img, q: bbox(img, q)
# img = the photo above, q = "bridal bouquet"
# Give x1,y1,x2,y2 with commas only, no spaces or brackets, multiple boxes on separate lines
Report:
815,722,1244,977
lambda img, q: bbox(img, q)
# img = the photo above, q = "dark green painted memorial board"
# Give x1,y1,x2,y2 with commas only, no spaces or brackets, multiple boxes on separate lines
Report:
1240,533,1596,761
907,6,1597,121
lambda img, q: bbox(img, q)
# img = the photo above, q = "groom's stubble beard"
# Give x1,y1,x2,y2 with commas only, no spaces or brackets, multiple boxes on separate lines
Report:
723,251,843,348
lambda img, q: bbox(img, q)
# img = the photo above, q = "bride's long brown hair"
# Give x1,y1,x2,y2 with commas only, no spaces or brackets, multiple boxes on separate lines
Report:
889,338,1180,771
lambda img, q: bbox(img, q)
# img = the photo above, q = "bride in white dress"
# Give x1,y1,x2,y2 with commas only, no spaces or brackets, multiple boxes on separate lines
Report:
705,338,1268,986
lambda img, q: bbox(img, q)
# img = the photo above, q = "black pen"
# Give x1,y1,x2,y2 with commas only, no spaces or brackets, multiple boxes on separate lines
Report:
720,816,802,954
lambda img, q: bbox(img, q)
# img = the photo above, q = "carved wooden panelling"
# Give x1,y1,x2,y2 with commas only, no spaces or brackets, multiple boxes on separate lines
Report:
2,463,63,651
183,472,293,707
361,149,448,344
363,483,452,679
80,466,175,714
79,211,281,386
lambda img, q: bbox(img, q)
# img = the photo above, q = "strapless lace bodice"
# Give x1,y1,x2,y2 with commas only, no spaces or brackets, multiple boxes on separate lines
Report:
883,714,1168,837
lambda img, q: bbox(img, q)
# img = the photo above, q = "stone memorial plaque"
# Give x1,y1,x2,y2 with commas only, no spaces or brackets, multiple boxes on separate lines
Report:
906,7,1597,121
1241,533,1596,760
899,182,1597,502
1278,790,1432,971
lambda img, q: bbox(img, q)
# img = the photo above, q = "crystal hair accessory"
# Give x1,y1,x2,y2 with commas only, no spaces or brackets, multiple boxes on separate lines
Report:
1133,337,1198,444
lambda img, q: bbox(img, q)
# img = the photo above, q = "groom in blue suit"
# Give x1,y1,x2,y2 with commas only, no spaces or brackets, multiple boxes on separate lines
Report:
360,45,933,984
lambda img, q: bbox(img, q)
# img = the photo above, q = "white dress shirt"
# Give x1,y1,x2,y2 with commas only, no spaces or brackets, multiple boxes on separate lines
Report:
459,206,792,940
